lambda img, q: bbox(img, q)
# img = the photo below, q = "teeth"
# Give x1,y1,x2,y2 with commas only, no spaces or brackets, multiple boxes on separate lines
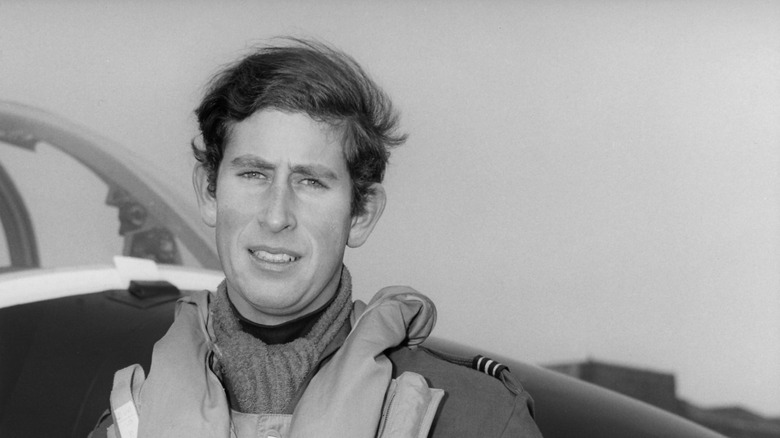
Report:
250,250,297,263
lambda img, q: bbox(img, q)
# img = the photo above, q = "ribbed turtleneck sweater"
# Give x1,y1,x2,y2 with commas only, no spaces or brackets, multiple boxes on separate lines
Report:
211,267,353,414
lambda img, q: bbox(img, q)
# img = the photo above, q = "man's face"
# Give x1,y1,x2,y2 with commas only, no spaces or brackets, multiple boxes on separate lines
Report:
196,109,382,325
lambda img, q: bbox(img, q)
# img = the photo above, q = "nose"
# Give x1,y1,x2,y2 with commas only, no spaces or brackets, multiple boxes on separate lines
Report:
260,183,297,232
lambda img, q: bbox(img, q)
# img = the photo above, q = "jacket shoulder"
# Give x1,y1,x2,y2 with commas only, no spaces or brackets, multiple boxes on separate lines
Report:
387,345,542,437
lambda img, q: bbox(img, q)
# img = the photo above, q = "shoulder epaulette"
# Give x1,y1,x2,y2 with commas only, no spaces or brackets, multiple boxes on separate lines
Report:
420,346,511,381
415,346,523,395
471,354,521,395
472,355,509,379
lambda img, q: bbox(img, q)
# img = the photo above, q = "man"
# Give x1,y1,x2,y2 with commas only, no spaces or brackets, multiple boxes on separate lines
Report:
96,38,542,437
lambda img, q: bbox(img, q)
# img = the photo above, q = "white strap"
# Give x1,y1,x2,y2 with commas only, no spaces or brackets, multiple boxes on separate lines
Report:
377,372,444,438
110,364,146,438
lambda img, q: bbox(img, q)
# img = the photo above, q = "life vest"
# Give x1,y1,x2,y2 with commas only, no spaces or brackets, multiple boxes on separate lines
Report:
108,287,443,438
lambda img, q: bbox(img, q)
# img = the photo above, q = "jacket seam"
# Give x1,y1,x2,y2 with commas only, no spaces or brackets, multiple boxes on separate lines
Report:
498,395,524,437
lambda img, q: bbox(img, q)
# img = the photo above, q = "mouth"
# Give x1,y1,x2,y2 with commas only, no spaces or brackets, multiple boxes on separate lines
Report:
248,248,300,264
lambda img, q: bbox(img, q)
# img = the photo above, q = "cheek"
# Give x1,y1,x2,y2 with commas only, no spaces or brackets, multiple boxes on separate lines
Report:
215,198,258,242
311,210,354,248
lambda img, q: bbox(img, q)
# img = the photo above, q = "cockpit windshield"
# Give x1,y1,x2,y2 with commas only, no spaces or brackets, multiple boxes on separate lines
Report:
0,101,218,272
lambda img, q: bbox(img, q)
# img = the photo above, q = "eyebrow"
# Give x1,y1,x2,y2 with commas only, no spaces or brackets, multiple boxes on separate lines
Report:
229,155,340,180
229,155,275,171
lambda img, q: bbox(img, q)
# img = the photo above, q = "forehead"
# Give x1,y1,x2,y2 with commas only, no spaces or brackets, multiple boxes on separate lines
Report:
223,110,348,168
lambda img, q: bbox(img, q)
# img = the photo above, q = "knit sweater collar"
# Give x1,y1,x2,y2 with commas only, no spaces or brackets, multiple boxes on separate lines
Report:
231,287,339,345
211,266,353,414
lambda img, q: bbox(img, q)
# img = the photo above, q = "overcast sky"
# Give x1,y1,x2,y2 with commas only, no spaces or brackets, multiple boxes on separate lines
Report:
1,0,778,416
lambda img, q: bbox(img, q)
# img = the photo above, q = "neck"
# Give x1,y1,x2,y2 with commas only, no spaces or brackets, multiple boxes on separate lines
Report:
231,290,338,344
227,266,343,326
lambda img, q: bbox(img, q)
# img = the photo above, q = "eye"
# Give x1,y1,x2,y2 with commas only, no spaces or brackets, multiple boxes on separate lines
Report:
239,171,268,180
300,178,326,188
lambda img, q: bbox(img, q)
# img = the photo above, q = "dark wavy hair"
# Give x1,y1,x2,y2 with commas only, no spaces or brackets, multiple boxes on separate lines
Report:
192,38,407,216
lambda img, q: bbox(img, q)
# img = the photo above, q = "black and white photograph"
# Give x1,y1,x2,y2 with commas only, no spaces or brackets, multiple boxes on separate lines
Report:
0,1,778,437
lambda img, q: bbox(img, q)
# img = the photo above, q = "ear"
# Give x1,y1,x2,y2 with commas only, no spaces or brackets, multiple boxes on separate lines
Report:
192,165,217,228
347,183,386,248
